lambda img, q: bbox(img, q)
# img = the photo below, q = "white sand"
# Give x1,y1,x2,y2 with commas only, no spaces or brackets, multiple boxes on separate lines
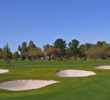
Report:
0,80,59,91
55,69,96,77
94,65,110,69
0,69,9,74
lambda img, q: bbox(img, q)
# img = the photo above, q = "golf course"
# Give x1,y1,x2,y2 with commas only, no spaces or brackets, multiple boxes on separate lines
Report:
0,59,110,100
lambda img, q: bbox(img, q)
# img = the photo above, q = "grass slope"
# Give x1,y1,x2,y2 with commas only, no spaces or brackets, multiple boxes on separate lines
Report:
0,59,110,100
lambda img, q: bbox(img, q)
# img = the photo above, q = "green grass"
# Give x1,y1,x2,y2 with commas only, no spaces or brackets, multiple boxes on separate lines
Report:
0,59,110,100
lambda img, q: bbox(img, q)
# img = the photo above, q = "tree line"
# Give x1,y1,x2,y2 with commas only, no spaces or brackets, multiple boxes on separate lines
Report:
1,39,110,63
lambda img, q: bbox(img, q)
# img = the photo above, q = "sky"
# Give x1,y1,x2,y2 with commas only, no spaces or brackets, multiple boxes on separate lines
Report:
0,0,110,53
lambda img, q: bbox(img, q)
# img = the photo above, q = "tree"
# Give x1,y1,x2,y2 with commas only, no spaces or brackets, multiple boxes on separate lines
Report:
85,43,93,51
13,51,19,61
68,39,79,60
85,43,93,60
28,41,36,49
18,42,28,60
43,44,64,60
43,44,53,51
0,48,3,59
100,43,110,59
53,39,66,58
85,47,100,60
43,45,55,60
78,44,86,59
53,39,66,51
95,41,110,59
3,44,11,64
96,41,102,47
85,41,110,60
18,45,21,51
54,48,63,60
28,47,42,60
27,41,42,60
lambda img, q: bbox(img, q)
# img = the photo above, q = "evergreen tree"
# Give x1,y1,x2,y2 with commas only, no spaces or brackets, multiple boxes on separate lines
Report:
3,44,11,64
53,39,66,51
28,41,36,49
13,51,19,61
68,39,79,60
18,42,28,60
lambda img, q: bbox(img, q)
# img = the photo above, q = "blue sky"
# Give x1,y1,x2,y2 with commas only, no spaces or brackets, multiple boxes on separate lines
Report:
0,0,110,53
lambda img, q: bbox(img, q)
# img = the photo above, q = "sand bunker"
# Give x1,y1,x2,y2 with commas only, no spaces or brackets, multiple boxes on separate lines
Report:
0,80,59,91
0,69,9,74
94,65,110,69
55,69,96,77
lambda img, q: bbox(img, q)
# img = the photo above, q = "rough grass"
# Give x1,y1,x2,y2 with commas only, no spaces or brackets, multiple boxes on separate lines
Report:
0,59,110,100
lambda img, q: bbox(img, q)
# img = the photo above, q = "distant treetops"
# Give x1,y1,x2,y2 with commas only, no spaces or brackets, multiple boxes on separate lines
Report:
1,39,110,64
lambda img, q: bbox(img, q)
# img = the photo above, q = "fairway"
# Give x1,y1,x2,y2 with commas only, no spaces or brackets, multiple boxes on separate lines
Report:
0,60,110,100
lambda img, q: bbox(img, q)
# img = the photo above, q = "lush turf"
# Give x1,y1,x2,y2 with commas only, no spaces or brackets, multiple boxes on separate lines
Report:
0,59,110,100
